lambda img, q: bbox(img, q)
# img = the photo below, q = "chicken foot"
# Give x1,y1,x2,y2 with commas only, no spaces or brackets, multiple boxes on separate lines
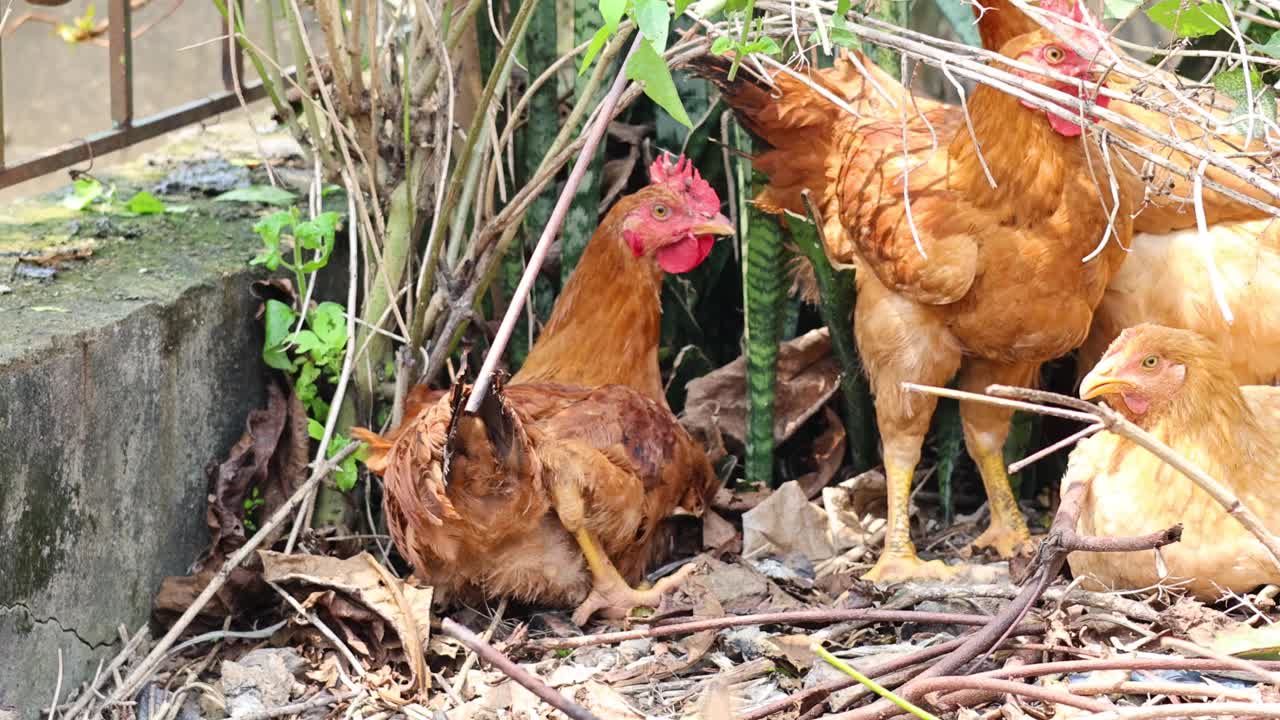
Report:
548,460,693,626
959,358,1037,559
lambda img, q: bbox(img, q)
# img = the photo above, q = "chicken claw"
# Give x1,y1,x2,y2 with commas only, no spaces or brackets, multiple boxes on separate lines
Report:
572,559,697,626
861,553,959,584
971,522,1035,559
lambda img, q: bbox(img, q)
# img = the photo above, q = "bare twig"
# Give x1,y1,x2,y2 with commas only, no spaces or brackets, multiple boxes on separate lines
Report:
463,34,644,412
533,609,1045,651
440,618,601,720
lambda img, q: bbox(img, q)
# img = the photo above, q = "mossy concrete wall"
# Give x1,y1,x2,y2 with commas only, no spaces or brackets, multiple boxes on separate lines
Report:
0,121,304,715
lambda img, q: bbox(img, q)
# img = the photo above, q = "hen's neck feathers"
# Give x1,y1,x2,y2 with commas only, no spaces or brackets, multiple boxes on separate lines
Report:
511,192,668,405
1141,361,1273,486
951,84,1102,218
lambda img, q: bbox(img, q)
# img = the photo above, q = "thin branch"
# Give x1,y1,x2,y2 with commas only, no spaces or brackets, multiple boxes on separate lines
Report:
440,618,601,720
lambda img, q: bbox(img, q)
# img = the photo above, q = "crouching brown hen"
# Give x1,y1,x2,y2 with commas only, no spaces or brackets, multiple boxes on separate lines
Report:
1067,324,1280,599
356,155,732,623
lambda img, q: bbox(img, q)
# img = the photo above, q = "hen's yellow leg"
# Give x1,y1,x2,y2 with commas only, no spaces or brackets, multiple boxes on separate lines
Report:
862,433,958,583
959,359,1038,558
549,462,693,626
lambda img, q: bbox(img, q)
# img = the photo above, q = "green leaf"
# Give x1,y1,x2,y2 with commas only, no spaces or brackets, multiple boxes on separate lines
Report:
1103,0,1140,19
601,0,627,27
1145,0,1228,37
308,418,325,441
634,0,670,52
1253,30,1280,58
579,25,614,75
63,177,105,210
262,299,298,371
124,190,165,215
215,185,298,206
626,41,692,128
711,36,734,54
289,329,323,355
675,0,694,15
741,36,782,55
1213,67,1277,134
829,27,860,48
309,302,347,347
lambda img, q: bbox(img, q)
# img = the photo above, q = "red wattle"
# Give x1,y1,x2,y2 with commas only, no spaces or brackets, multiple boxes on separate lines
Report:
656,234,715,274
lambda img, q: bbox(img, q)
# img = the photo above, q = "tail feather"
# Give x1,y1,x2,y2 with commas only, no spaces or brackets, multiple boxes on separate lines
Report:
354,375,540,570
687,51,896,218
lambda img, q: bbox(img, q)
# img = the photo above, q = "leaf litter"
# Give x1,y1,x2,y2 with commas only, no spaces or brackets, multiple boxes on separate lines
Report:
63,337,1280,720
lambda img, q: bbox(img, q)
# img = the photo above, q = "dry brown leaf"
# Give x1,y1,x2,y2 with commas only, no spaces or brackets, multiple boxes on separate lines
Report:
683,328,840,455
18,238,96,266
573,680,645,720
743,481,836,563
702,509,741,555
260,550,433,690
796,407,848,500
153,378,310,627
824,470,888,554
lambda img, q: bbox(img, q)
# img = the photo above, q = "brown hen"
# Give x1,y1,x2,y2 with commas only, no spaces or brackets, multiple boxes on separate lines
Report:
356,155,732,623
1067,324,1280,599
695,13,1135,582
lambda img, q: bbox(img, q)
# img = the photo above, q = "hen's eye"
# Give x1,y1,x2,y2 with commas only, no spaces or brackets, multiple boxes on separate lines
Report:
1044,46,1066,64
652,204,670,220
1141,355,1159,369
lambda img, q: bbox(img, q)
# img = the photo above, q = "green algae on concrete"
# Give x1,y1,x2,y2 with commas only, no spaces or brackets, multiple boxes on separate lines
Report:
0,115,308,717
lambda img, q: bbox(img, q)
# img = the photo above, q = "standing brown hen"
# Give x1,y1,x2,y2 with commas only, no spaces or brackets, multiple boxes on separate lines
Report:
694,10,1135,582
356,155,733,623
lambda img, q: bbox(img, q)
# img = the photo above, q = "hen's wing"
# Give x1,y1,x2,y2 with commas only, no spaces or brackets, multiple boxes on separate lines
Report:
1079,220,1280,386
533,384,717,582
828,109,977,305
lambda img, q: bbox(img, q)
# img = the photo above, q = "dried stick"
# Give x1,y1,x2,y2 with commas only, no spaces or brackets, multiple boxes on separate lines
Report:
915,676,1113,713
533,609,1044,651
1086,704,1280,720
440,618,601,720
92,442,362,714
452,597,509,698
834,479,1180,720
1161,637,1280,686
462,34,644,412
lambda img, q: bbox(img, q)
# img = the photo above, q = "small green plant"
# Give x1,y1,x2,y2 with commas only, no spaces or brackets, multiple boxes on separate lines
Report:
251,208,362,492
62,176,172,215
250,208,341,300
308,419,361,492
243,486,265,531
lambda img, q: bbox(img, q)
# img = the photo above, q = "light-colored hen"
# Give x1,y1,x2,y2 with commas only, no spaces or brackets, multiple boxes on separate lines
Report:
1068,324,1280,599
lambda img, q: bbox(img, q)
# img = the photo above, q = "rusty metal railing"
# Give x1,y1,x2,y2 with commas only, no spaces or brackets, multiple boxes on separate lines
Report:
0,0,290,189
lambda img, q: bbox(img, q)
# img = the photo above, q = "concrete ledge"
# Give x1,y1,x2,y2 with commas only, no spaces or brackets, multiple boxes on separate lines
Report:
0,120,303,714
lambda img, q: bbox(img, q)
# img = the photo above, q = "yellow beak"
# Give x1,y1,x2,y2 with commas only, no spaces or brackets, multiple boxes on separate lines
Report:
692,212,735,237
1079,357,1133,400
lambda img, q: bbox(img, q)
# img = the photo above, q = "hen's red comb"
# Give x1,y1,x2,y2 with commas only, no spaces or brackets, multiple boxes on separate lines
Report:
1038,0,1107,51
649,153,721,214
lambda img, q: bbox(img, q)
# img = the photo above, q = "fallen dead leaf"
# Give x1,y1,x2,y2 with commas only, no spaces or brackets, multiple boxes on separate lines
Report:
743,480,837,563
824,469,888,554
17,238,96,266
683,328,840,458
260,550,433,691
796,407,848,500
702,509,741,556
153,378,310,626
574,680,645,720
